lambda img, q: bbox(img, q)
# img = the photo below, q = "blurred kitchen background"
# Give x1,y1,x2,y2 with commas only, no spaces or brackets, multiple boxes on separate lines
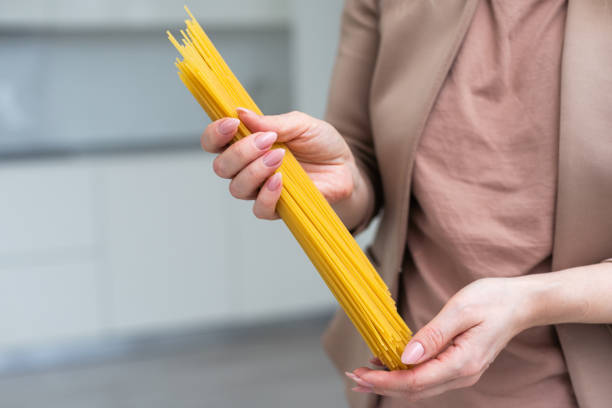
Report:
0,0,378,406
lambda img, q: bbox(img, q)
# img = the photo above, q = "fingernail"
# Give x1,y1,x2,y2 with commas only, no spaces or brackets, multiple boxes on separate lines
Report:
254,132,277,150
351,386,373,394
236,107,255,116
354,377,374,388
401,341,424,365
345,372,373,388
262,148,285,167
266,173,282,191
345,372,359,381
218,118,240,136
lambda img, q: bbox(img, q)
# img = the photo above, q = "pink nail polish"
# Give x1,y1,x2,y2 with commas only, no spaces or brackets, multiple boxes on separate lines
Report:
218,118,240,136
236,107,255,116
267,173,282,191
345,372,358,381
345,372,374,388
254,132,277,150
401,341,424,365
262,148,285,167
355,377,374,388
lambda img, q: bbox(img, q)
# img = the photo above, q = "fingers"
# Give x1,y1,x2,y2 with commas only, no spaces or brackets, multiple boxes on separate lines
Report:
237,107,312,142
348,356,482,400
229,148,285,199
213,131,278,178
348,328,486,397
203,113,287,217
201,117,240,153
400,303,480,365
252,173,282,220
353,344,465,395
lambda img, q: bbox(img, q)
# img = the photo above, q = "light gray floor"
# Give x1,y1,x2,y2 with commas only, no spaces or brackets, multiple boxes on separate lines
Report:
0,318,348,408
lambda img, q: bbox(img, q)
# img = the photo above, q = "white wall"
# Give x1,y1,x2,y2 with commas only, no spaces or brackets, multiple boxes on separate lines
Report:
290,0,344,119
0,0,289,28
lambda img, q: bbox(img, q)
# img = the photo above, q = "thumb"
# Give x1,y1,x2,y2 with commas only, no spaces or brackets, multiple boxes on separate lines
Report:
401,307,474,365
237,107,311,142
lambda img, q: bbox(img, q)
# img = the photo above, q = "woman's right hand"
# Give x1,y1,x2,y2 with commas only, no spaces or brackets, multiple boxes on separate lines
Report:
201,107,364,221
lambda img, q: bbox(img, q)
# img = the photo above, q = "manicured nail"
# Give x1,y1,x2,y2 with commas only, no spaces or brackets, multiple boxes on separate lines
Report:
351,386,373,394
401,341,424,364
262,148,285,167
254,132,277,150
218,118,240,136
236,107,255,116
266,173,282,191
345,372,373,388
345,372,358,381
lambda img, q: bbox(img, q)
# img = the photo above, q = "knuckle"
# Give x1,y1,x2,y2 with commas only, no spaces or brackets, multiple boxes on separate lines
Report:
403,375,425,393
201,125,216,148
245,164,260,181
284,110,308,131
228,180,242,199
234,141,249,163
454,299,480,322
212,157,226,178
200,133,209,151
420,325,446,352
458,360,482,377
252,194,273,219
210,132,226,151
252,204,264,219
288,110,303,119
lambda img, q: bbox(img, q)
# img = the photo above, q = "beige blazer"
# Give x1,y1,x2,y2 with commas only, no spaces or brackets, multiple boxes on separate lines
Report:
322,1,612,407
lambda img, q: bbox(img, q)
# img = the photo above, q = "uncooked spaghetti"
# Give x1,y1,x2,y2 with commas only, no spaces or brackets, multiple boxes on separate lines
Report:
168,7,412,370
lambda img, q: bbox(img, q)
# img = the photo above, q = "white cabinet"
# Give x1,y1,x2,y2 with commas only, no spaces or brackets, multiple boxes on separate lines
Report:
0,159,96,257
95,153,234,332
226,199,335,321
96,152,334,333
0,160,101,348
0,261,101,348
0,0,289,28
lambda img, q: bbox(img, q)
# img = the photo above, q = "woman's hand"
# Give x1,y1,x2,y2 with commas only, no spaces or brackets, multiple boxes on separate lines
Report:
346,277,534,401
201,108,364,222
346,261,612,401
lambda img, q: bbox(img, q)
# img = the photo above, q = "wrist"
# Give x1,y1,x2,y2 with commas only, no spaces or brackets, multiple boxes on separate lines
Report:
511,274,559,330
332,159,372,230
513,267,598,329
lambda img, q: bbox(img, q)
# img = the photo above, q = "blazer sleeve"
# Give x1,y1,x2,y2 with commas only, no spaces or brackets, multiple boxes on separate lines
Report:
324,0,382,234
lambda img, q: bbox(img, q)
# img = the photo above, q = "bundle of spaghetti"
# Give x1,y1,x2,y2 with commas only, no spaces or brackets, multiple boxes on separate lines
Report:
168,7,412,370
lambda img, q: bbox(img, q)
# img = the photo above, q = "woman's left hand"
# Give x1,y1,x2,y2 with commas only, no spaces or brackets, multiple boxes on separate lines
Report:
346,277,535,401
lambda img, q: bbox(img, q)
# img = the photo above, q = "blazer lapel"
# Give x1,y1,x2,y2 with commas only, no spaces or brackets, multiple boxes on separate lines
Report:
553,0,612,270
554,1,612,407
369,0,479,292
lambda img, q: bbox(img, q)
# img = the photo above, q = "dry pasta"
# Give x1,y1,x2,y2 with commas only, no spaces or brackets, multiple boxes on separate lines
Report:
168,7,412,370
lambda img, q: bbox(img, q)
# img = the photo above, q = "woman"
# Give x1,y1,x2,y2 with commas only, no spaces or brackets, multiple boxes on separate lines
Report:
201,0,612,407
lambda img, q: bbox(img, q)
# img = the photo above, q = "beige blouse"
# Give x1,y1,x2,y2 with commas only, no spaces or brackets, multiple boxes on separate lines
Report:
382,0,575,406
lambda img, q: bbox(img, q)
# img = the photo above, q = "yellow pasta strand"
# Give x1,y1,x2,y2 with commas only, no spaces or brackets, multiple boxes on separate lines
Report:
168,7,412,370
